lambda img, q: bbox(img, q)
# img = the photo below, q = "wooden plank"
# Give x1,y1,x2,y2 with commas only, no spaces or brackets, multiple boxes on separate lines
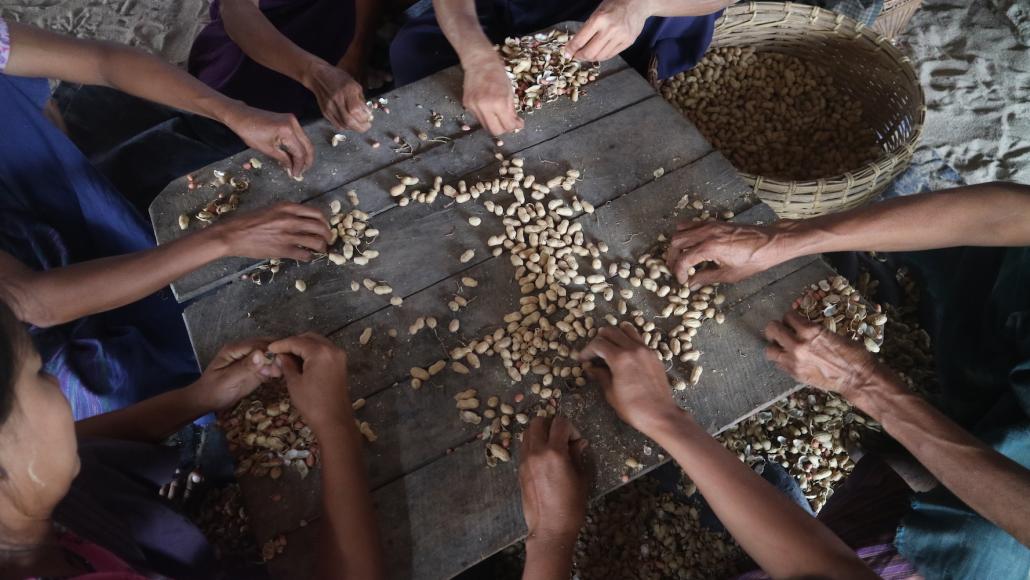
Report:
261,258,837,580
182,95,714,367
231,153,812,553
152,59,641,301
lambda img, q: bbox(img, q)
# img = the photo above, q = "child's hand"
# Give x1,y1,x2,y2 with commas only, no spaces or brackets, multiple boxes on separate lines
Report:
268,332,353,433
189,338,281,412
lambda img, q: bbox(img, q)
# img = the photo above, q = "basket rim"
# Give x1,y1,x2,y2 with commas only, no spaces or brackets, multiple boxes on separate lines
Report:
705,2,927,191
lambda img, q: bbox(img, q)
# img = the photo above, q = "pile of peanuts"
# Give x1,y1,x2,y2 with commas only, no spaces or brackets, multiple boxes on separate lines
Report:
375,157,732,466
661,47,883,181
719,276,885,511
500,29,600,113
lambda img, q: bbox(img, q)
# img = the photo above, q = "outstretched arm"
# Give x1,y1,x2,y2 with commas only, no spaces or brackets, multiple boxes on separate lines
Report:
579,323,877,579
766,311,1030,548
269,333,385,580
0,203,330,328
218,0,373,132
567,0,733,62
4,20,314,174
76,339,280,442
433,0,524,136
667,182,1030,285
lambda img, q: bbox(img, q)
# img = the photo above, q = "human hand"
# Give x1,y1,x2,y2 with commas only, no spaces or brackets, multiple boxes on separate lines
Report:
267,332,352,432
764,310,885,401
577,323,684,434
565,0,650,62
189,338,282,412
212,201,332,261
519,416,590,542
224,105,314,179
665,221,787,287
461,50,524,136
305,60,372,133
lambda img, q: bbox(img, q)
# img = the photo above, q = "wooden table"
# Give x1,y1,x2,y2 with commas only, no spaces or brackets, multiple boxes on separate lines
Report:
152,49,833,579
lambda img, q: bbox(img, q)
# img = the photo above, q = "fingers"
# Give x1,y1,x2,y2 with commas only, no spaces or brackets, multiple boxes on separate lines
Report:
277,352,302,383
577,334,620,364
343,96,372,133
764,343,789,369
615,322,647,346
685,267,725,289
282,246,317,262
583,364,613,390
574,30,611,62
268,333,323,361
289,116,315,175
286,233,328,254
764,320,800,350
526,415,550,451
548,415,578,451
668,247,710,285
783,310,820,339
217,337,272,363
566,18,600,58
249,350,282,378
276,201,331,227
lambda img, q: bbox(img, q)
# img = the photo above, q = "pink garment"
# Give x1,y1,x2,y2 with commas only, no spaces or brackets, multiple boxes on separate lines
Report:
26,530,152,580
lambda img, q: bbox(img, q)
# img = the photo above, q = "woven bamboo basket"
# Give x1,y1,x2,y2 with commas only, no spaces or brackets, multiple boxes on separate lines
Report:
874,0,923,40
657,2,925,219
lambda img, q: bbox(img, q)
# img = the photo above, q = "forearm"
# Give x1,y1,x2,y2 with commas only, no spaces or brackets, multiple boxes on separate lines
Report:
339,0,379,67
6,22,243,127
75,385,208,443
433,0,495,67
648,412,875,578
220,0,324,87
646,0,736,17
768,183,1030,262
854,373,1030,546
1,230,226,328
523,534,576,580
313,421,385,580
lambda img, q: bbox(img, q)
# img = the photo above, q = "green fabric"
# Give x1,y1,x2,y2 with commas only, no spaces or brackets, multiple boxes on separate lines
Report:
895,247,1030,579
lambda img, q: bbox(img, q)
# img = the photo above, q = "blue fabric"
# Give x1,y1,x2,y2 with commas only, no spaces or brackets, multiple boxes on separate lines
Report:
895,246,1030,578
0,73,199,419
389,0,720,86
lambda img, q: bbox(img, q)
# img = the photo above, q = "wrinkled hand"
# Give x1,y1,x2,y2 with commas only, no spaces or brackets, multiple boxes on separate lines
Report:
190,338,281,412
665,221,785,286
566,0,649,62
268,333,352,432
225,105,314,179
462,50,524,136
519,416,590,542
764,311,882,399
577,323,684,433
306,61,372,133
214,201,331,261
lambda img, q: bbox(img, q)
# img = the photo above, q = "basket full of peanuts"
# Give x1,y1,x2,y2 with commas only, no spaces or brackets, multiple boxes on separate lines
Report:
658,2,925,219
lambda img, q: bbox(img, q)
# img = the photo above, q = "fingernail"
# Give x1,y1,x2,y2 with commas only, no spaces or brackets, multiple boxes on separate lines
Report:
251,352,264,365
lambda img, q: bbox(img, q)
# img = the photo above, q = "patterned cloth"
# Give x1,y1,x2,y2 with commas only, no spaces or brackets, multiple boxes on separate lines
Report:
0,71,200,419
389,0,721,86
0,18,10,71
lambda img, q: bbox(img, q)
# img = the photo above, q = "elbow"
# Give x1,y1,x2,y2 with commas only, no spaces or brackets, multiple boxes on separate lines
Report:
0,280,65,329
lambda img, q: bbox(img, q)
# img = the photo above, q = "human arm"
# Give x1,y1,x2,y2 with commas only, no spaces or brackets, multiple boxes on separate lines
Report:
566,0,734,62
0,203,331,328
75,339,281,442
268,333,385,580
218,0,372,132
433,0,523,135
336,0,380,84
766,311,1030,548
666,182,1030,286
578,323,877,579
519,416,590,580
4,21,314,175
